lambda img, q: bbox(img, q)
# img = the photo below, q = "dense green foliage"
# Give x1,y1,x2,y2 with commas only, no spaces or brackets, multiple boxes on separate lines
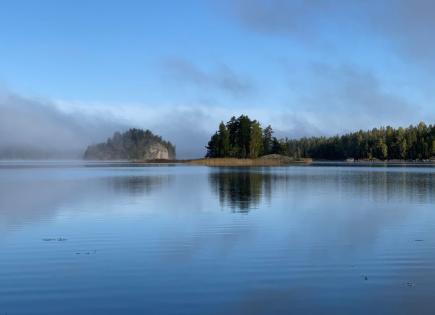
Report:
207,117,435,161
206,115,280,158
279,122,435,160
84,128,175,160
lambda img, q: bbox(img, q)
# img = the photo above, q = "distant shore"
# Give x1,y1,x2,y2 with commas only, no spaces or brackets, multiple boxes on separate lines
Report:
133,156,435,167
0,159,433,168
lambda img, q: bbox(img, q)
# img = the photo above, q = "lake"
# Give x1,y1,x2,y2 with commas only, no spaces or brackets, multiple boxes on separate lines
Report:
0,162,434,314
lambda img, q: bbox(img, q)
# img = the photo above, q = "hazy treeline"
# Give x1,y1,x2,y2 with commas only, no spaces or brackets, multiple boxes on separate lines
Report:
84,128,176,160
207,116,435,160
206,115,282,158
280,122,435,160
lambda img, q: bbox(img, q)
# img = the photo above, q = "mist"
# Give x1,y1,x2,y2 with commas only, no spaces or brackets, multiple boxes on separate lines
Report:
0,91,126,159
0,90,215,159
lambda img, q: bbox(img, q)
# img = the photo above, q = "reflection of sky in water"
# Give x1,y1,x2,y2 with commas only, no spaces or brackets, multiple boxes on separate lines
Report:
0,164,434,314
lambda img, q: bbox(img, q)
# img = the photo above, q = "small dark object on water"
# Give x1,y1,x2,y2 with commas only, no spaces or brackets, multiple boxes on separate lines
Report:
42,237,67,242
414,239,424,242
364,275,368,281
75,250,97,255
407,282,415,287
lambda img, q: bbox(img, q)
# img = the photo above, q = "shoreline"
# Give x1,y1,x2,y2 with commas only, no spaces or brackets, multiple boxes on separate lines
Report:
133,157,435,167
184,157,312,166
0,158,433,168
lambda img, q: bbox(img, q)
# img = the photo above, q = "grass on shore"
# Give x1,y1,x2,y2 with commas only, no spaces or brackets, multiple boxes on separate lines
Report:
133,155,312,166
186,157,312,166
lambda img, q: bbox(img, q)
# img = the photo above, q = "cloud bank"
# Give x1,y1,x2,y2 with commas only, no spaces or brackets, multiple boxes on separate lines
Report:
0,91,125,158
0,90,220,159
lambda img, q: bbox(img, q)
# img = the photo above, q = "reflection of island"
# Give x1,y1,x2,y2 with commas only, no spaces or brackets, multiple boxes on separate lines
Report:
0,170,169,231
209,170,275,212
208,168,435,212
103,175,169,195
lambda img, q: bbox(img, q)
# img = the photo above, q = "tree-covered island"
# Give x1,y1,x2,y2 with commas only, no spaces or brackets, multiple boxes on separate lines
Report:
84,128,175,160
206,115,435,161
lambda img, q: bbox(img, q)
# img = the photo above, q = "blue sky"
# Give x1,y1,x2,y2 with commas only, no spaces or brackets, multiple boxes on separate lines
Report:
0,0,434,157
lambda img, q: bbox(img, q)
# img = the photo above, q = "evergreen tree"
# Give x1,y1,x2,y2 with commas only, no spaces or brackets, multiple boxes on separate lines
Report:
249,121,263,158
217,122,230,157
206,132,219,158
271,137,282,154
263,125,273,155
226,116,240,157
237,115,252,158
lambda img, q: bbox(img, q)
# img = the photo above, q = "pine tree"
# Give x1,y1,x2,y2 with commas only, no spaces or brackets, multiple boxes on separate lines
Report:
206,133,219,158
217,122,230,157
262,125,273,155
238,115,252,158
249,121,263,158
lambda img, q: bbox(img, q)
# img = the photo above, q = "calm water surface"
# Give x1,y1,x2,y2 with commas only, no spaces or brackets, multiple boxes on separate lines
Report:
0,162,434,314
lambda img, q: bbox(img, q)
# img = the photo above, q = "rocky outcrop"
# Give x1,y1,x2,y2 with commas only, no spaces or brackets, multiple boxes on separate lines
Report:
83,128,175,160
143,142,171,160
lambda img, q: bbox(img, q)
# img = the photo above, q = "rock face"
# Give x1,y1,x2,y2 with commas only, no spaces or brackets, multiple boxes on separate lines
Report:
144,142,170,160
83,129,175,160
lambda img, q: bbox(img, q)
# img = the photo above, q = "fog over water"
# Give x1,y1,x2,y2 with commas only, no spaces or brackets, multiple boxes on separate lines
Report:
0,91,126,158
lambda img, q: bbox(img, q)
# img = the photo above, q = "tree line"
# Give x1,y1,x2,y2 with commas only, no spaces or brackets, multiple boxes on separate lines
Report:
206,116,435,161
279,122,435,160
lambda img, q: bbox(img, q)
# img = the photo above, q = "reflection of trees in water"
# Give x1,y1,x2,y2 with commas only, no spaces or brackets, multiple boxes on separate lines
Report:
340,170,435,204
209,170,275,212
0,174,169,229
287,170,434,204
104,175,169,195
208,168,435,212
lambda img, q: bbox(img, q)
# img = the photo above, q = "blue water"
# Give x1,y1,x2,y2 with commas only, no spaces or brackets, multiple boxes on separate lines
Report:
0,162,434,314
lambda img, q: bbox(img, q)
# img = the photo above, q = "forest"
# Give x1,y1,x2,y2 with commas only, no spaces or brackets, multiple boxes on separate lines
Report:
206,116,435,161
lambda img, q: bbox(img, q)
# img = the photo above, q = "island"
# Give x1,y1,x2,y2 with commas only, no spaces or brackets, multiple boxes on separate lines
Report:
83,128,176,160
